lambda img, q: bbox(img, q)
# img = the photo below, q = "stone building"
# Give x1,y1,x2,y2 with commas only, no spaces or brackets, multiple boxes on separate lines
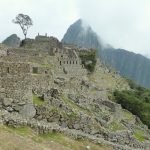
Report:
20,34,62,55
0,34,87,108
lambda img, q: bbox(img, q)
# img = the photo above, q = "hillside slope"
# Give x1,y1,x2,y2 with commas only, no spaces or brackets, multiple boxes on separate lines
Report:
0,36,149,150
0,125,110,150
62,19,150,88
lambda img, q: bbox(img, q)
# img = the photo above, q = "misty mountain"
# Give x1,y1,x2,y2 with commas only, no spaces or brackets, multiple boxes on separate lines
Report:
62,19,150,88
2,34,20,48
62,19,101,50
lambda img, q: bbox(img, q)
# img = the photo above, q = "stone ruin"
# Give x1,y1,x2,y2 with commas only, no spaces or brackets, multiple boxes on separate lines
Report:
0,35,149,150
0,34,88,117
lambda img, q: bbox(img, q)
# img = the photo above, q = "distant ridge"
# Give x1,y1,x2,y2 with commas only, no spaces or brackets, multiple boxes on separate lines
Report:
2,34,20,48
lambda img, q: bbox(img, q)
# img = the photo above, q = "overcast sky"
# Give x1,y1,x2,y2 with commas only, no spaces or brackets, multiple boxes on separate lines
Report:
1,0,150,57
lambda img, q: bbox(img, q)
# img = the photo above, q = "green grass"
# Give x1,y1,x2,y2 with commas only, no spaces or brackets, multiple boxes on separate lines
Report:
40,131,61,140
0,125,112,150
40,131,111,150
41,64,52,68
61,96,91,115
123,110,134,121
67,112,78,119
4,126,32,136
50,106,58,113
108,121,126,131
133,129,145,142
33,94,44,106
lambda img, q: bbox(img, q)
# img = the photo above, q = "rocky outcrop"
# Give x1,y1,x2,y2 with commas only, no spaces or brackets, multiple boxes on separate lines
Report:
20,104,36,118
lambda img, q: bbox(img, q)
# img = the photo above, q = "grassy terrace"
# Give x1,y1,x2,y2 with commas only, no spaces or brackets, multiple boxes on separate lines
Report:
108,121,126,132
0,125,112,150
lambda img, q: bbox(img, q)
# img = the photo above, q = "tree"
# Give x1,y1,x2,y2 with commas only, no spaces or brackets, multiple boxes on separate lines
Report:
13,14,33,39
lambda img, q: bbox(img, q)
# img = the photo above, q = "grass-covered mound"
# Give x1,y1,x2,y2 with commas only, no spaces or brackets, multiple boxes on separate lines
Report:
110,80,150,128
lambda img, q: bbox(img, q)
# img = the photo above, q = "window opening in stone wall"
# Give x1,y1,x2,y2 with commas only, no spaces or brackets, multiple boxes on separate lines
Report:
64,61,65,64
7,67,10,73
73,61,74,64
67,61,68,64
60,61,62,65
45,70,48,74
76,61,78,64
70,61,71,64
32,67,38,74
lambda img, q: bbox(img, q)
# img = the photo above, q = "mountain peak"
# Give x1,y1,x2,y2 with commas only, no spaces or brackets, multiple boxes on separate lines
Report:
2,34,20,48
62,19,101,50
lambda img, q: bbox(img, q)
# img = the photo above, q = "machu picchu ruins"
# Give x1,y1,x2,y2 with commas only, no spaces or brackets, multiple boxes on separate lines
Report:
0,33,149,150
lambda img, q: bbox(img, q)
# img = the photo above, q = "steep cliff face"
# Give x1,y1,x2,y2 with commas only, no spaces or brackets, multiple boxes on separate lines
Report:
2,34,20,48
62,19,150,88
62,19,101,50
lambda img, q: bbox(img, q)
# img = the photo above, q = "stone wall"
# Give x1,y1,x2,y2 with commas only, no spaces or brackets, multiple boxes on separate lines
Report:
0,62,33,117
0,44,8,57
0,62,30,76
21,35,62,54
7,48,40,57
32,74,54,96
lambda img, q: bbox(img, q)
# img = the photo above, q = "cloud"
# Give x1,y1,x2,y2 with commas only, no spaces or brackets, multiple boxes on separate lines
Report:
76,0,150,56
1,0,150,57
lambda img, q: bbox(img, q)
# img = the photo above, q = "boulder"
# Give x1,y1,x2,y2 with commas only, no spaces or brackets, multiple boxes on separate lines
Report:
20,104,36,118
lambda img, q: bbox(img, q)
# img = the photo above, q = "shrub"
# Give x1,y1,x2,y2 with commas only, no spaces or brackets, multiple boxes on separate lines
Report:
112,87,150,128
79,51,97,72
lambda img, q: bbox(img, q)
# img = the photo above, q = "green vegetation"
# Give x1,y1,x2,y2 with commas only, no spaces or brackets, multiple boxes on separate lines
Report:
67,112,78,119
61,96,91,115
0,125,111,150
32,94,44,106
133,129,145,142
50,106,58,113
4,126,32,136
108,121,126,131
40,131,110,150
123,110,134,121
110,80,150,128
41,63,52,68
79,51,97,72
